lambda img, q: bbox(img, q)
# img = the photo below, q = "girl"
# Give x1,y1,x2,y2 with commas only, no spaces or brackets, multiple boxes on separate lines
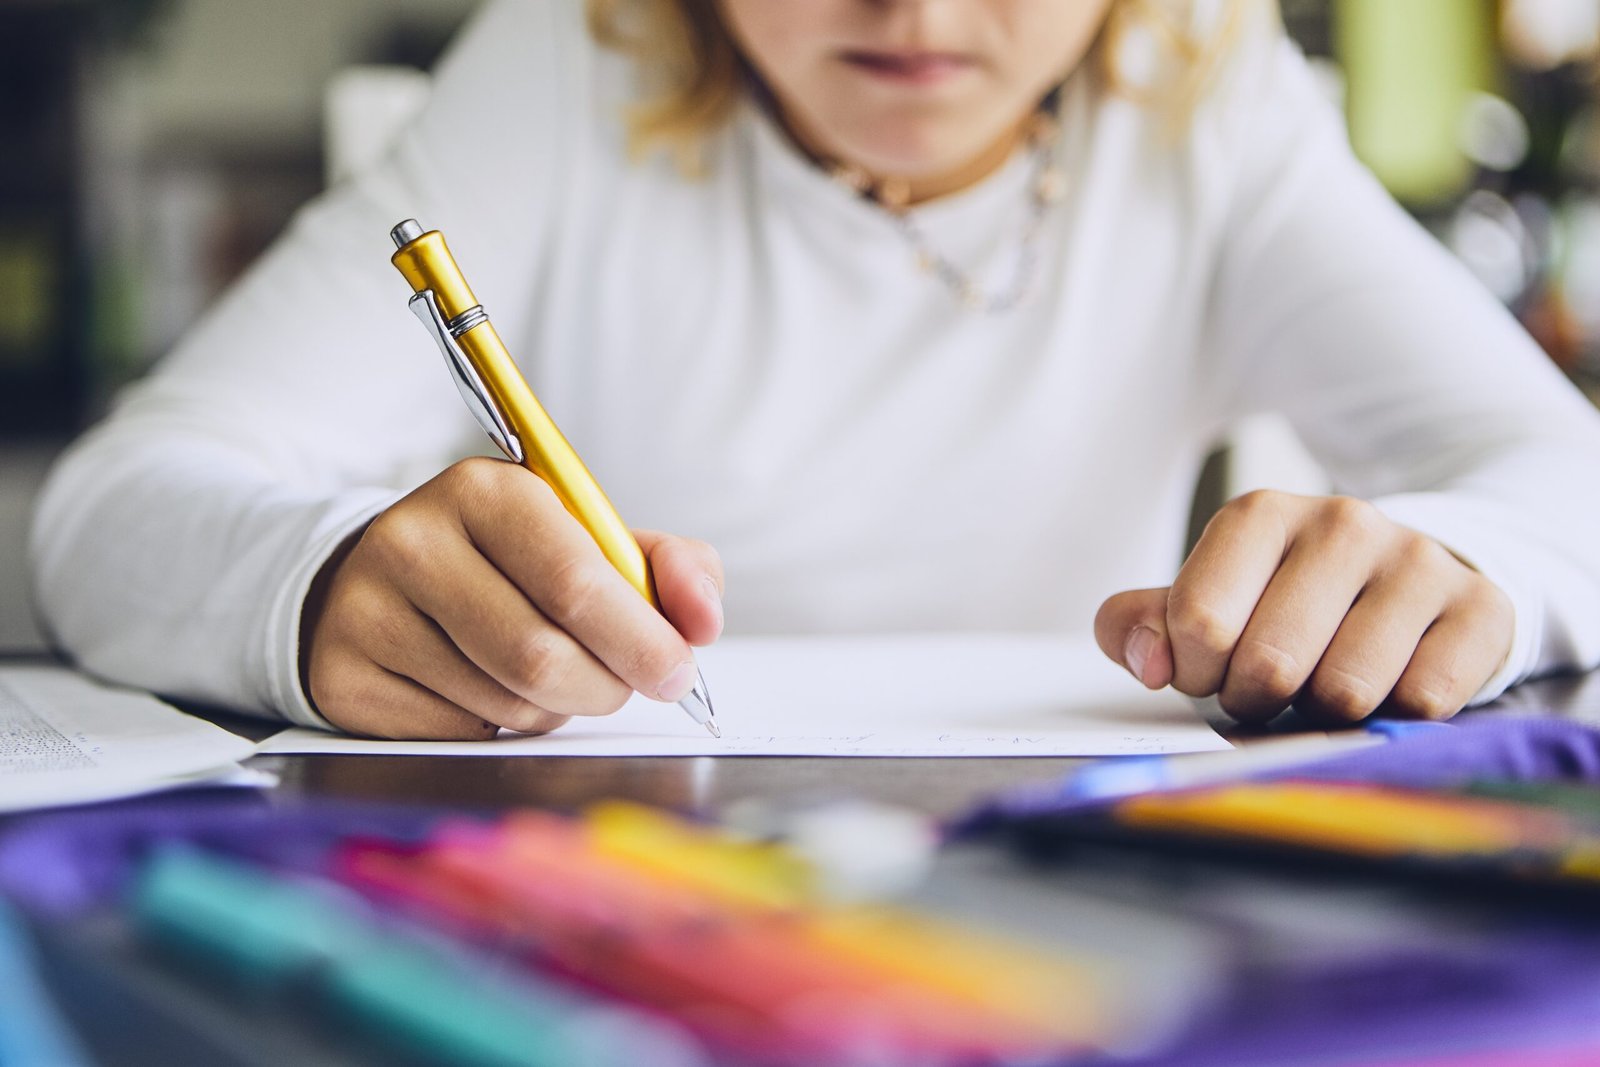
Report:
32,0,1600,739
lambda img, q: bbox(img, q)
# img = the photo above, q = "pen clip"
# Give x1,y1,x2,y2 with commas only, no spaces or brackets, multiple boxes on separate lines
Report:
407,289,525,464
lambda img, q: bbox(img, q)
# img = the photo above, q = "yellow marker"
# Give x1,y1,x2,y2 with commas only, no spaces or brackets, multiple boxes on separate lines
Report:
583,802,811,909
807,908,1108,1044
1119,783,1557,858
389,220,717,737
1558,844,1600,882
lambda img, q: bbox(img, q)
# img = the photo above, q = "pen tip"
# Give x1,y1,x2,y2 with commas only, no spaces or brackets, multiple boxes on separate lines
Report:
705,720,722,738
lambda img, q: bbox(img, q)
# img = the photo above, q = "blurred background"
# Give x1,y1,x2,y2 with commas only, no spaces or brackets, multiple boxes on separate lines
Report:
2,0,1599,648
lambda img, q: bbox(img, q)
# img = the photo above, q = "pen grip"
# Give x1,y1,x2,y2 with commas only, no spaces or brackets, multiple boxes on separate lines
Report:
455,321,659,610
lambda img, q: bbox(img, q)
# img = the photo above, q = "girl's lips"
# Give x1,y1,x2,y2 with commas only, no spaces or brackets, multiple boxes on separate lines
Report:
840,50,978,86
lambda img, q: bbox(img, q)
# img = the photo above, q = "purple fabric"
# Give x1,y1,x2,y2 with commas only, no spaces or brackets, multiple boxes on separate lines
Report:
1285,719,1600,788
0,792,463,917
1104,926,1600,1067
956,718,1600,833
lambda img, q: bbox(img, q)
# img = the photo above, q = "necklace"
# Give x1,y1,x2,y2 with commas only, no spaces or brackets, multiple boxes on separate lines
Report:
827,106,1067,315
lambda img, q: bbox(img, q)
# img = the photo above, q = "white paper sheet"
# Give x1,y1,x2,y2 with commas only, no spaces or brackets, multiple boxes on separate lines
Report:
258,635,1231,758
0,666,262,812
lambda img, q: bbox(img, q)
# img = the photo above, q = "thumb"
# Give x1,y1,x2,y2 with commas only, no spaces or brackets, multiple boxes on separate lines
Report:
1094,587,1174,690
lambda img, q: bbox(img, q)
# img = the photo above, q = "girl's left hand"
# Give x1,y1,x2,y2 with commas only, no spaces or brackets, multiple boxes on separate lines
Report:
1094,490,1515,724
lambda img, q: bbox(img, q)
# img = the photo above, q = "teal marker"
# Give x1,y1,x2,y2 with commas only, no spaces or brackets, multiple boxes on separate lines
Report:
132,848,706,1067
133,845,369,994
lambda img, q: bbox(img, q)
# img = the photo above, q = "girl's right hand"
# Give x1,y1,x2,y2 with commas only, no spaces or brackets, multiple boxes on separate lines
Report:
299,457,724,739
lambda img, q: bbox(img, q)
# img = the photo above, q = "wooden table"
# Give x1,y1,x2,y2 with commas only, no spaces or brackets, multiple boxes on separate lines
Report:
234,669,1600,818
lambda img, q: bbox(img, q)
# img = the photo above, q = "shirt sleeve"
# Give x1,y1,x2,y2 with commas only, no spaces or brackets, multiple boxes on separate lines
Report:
29,0,579,726
1196,28,1600,703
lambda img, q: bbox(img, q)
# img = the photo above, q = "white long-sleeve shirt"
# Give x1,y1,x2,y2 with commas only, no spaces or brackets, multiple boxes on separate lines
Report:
31,0,1600,729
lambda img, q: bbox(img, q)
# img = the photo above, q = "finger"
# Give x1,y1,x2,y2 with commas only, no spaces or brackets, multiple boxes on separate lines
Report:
454,465,699,702
636,530,724,646
366,607,574,736
314,660,500,741
1166,492,1294,697
1298,565,1450,725
1094,587,1174,689
1388,589,1513,721
392,531,633,717
1217,519,1379,722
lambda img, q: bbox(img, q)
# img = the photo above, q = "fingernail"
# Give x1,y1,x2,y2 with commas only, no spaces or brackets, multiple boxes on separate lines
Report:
657,661,697,703
702,575,724,629
1125,626,1159,686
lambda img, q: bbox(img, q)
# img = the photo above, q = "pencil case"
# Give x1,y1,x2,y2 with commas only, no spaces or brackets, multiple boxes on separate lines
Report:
961,718,1600,899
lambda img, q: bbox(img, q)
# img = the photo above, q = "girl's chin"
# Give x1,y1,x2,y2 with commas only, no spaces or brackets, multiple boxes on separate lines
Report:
820,119,1013,182
825,139,987,180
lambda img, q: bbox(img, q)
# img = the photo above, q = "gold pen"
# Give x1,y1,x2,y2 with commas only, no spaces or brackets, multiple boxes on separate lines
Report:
388,219,719,737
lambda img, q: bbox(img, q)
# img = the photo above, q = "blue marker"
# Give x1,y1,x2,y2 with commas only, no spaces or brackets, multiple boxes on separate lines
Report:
0,900,93,1067
1038,725,1424,805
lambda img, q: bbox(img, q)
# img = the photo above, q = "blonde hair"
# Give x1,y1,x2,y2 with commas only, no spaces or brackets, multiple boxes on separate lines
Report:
586,0,1259,169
